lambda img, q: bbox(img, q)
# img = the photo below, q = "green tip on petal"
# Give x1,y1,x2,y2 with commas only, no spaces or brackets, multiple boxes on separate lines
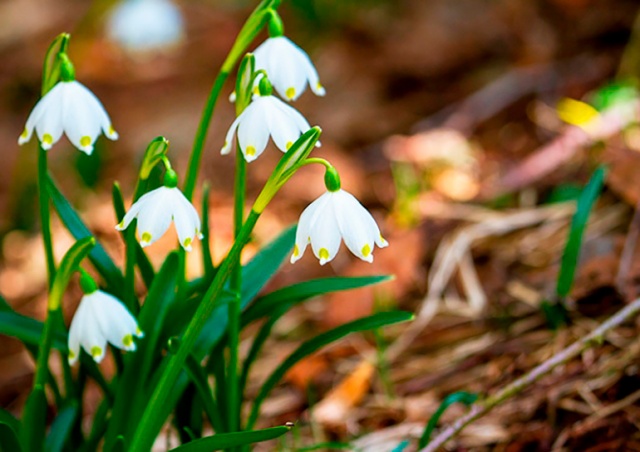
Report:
183,237,192,248
20,128,28,139
80,136,92,148
293,244,300,257
122,334,133,347
42,134,53,146
362,244,371,258
141,232,152,244
286,87,296,100
319,248,330,261
90,346,102,359
246,146,256,157
286,141,293,150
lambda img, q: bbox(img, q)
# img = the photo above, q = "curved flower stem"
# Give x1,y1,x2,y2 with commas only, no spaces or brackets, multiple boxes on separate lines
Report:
38,146,56,287
129,211,261,452
420,296,640,452
182,1,277,201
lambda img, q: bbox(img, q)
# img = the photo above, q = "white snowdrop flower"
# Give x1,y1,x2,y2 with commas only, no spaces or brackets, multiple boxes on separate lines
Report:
291,189,388,265
18,80,118,154
253,36,325,101
116,174,202,251
68,287,143,365
107,0,184,53
221,79,314,162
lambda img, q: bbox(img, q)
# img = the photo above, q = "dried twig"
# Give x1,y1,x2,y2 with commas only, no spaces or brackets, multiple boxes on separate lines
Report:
420,296,640,452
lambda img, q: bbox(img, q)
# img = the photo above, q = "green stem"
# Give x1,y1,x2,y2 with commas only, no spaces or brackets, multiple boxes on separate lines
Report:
129,211,261,452
182,1,276,201
38,146,55,287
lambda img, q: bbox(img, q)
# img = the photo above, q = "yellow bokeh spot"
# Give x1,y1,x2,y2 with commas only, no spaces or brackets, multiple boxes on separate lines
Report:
286,141,293,150
122,334,133,347
246,146,256,156
20,128,28,139
362,244,372,257
556,98,599,127
319,248,330,260
42,133,53,145
141,232,152,243
90,346,103,359
293,244,300,257
183,237,192,248
286,87,296,99
80,136,92,148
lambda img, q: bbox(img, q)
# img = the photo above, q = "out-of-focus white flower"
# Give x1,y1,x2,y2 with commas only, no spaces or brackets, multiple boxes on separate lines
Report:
116,185,202,251
107,0,184,53
221,93,313,162
68,289,143,364
18,81,118,154
291,189,388,265
253,36,325,101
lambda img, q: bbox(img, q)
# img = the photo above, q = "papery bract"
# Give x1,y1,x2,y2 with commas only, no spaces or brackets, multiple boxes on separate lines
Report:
116,186,203,251
291,189,388,265
68,290,143,364
18,80,118,154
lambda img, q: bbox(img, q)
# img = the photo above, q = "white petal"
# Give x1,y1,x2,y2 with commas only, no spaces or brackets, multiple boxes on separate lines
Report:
168,188,201,251
92,291,141,351
115,193,148,231
62,82,105,154
33,84,66,150
237,99,270,162
136,187,173,247
77,293,108,363
268,98,310,152
221,113,243,155
18,84,61,146
269,38,309,101
67,297,89,365
291,196,324,264
333,190,380,263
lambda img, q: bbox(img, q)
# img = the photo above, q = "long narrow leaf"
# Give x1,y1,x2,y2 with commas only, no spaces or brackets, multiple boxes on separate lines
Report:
168,426,291,452
247,311,413,428
0,311,67,351
46,403,78,452
184,355,223,433
0,422,21,452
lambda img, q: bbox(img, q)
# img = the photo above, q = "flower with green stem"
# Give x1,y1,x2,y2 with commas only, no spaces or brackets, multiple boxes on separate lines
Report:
291,164,388,265
68,271,143,364
252,11,325,101
18,54,118,154
116,163,203,250
221,76,316,162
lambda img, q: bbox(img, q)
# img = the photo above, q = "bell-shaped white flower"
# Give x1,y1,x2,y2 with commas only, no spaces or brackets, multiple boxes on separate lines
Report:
18,80,118,154
68,289,143,365
291,188,388,265
253,36,325,101
221,82,314,162
107,0,184,53
116,179,202,251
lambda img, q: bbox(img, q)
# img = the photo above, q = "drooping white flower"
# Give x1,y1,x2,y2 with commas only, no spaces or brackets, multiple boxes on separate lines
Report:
107,0,184,53
291,189,388,265
221,93,314,162
18,80,118,154
253,36,325,101
68,289,143,364
116,185,203,251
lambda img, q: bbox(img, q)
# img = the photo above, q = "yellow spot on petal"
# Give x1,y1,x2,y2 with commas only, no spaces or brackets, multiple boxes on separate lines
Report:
286,87,296,100
68,350,76,360
80,136,92,148
117,221,125,229
183,237,192,248
90,346,103,359
293,244,300,257
362,244,371,257
136,327,143,336
286,141,293,150
246,146,256,157
319,248,329,261
223,140,228,148
316,82,324,90
42,134,53,145
20,128,28,139
122,334,133,347
141,232,152,243
108,126,117,136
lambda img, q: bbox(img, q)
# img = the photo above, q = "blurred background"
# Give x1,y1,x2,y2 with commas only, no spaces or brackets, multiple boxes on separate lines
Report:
3,0,640,449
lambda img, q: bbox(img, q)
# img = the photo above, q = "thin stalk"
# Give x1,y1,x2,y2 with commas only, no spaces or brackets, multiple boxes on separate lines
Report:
228,149,247,434
129,211,261,452
38,146,55,286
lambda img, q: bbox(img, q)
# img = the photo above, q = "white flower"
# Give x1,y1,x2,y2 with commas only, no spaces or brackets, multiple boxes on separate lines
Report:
68,290,143,364
107,0,184,53
18,80,118,154
221,94,314,162
291,189,388,265
116,186,203,251
253,36,325,101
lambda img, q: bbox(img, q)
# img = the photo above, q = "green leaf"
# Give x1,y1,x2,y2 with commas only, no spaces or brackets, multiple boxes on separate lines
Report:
419,391,478,448
0,422,21,452
247,311,414,428
201,184,215,280
45,403,77,452
235,53,256,112
556,166,607,297
0,411,19,437
0,311,67,352
184,355,223,433
41,33,69,95
47,176,125,296
21,386,46,452
168,426,291,452
50,236,95,310
243,275,393,325
139,137,170,180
